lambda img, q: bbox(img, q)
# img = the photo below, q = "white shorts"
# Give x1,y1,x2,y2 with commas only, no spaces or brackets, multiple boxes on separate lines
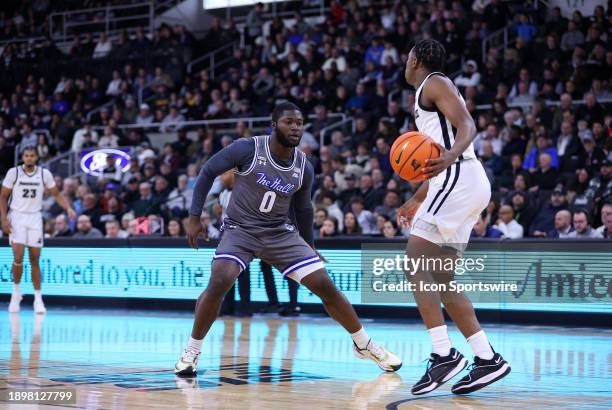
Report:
411,159,491,254
8,210,44,248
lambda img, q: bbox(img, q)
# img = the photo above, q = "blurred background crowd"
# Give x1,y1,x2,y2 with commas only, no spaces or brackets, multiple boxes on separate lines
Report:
0,0,610,241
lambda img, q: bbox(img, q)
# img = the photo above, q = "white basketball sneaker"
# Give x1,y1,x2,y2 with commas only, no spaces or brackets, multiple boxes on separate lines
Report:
174,349,200,376
33,297,46,314
353,339,403,372
8,292,22,313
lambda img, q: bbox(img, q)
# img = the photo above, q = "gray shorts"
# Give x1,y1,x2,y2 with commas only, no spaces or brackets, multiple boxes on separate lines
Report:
214,224,324,283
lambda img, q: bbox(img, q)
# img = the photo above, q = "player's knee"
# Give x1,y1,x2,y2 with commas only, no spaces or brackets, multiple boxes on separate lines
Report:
303,273,338,302
206,274,234,297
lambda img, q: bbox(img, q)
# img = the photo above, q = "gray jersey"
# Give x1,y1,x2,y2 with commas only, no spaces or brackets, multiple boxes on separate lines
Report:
225,135,307,233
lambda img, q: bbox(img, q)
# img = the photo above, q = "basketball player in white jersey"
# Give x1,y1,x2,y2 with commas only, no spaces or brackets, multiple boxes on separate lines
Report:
1,147,76,313
397,40,510,395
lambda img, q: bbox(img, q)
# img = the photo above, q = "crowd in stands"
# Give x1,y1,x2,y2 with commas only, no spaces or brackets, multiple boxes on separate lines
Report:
0,1,611,241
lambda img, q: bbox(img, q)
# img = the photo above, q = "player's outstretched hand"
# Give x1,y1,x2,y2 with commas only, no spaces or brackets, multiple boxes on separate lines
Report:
396,199,421,228
186,214,208,249
67,207,77,220
1,217,11,235
312,247,328,263
423,143,455,179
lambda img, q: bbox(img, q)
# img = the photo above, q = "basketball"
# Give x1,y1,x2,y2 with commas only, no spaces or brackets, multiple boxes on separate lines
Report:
390,131,441,182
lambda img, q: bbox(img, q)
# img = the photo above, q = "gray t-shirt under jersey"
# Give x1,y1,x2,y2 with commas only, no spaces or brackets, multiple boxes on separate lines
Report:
191,136,314,245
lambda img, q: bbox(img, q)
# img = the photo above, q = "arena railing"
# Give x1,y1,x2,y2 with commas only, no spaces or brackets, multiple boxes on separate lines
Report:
49,1,155,44
186,41,239,78
474,97,612,112
89,112,347,133
319,117,355,149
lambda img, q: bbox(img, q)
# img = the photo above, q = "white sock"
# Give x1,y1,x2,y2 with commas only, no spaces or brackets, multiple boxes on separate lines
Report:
13,283,21,294
467,330,494,360
428,325,452,356
351,327,370,349
34,290,42,300
186,336,203,354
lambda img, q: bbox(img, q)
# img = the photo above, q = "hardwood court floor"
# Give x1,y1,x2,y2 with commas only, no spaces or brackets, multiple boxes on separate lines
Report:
0,307,610,409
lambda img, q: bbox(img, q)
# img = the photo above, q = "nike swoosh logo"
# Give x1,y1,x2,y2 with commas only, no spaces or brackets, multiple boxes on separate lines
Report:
395,142,409,164
495,358,501,364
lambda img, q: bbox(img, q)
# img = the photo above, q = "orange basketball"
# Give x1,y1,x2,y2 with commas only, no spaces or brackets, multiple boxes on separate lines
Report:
389,131,440,182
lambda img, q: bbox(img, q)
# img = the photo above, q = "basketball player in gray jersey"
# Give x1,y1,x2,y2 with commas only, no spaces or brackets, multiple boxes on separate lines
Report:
175,103,401,375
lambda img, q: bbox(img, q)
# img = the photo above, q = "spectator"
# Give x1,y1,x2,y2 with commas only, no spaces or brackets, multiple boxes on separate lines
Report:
105,220,128,238
548,209,574,238
319,216,338,238
580,133,606,176
350,197,376,234
71,121,99,152
568,210,603,238
514,14,537,43
245,2,264,43
72,215,103,238
161,106,185,133
556,121,583,174
52,214,73,237
529,186,568,237
200,211,220,239
131,182,161,217
382,220,400,238
495,205,524,239
342,212,362,235
98,154,122,186
166,174,193,217
523,134,559,171
531,152,559,191
560,20,585,52
93,32,112,59
98,126,120,148
374,190,401,221
454,60,481,90
597,205,612,239
471,213,504,238
166,218,184,238
318,190,344,231
136,104,154,126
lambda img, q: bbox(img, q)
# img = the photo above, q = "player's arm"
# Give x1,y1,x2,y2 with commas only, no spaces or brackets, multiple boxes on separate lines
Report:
48,186,77,220
187,138,254,249
291,161,327,262
422,75,477,179
397,180,428,228
0,187,12,234
0,168,16,235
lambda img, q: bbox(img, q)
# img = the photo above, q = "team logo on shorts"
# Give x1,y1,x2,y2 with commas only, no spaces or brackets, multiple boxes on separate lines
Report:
285,224,295,232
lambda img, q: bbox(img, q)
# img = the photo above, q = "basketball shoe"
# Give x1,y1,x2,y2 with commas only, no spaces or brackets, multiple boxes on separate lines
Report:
8,291,22,313
411,348,468,395
353,339,402,372
174,349,200,376
451,352,510,394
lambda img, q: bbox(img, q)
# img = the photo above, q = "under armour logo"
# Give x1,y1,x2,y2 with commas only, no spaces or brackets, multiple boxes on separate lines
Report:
257,155,267,165
411,159,421,171
292,173,299,178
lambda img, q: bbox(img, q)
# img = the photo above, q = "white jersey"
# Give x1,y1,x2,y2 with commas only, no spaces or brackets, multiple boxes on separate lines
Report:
414,72,476,160
2,165,56,213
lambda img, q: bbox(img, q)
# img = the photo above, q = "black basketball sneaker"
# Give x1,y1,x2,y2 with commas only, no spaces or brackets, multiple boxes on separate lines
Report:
451,352,511,394
411,348,468,395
